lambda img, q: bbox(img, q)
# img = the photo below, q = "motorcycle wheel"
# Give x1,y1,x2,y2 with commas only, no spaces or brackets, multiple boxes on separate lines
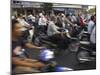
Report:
76,50,90,63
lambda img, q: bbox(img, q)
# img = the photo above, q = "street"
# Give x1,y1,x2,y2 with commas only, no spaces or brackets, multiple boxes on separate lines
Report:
26,48,96,72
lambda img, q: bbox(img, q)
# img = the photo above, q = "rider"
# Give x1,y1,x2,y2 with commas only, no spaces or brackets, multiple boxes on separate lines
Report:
47,15,72,49
12,19,46,73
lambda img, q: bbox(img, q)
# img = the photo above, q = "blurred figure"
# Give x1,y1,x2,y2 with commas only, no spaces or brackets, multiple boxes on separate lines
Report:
61,13,66,28
47,15,60,36
88,15,95,40
17,13,35,42
26,12,36,42
77,13,86,30
55,13,62,27
27,12,36,26
47,15,71,49
16,13,30,28
12,19,46,73
90,26,96,44
38,13,47,34
90,14,96,52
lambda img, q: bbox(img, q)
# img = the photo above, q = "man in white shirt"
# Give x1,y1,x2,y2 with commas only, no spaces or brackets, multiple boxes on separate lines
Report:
27,14,36,26
38,13,47,34
38,13,47,26
87,15,95,41
47,16,71,49
88,16,95,34
16,14,34,41
47,21,60,36
28,15,35,22
17,14,30,28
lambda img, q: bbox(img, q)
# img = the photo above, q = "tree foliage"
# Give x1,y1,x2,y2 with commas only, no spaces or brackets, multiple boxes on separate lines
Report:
88,7,96,13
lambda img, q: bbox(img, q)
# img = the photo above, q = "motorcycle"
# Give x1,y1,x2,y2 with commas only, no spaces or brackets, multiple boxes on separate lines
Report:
34,27,80,53
39,48,73,72
76,31,96,63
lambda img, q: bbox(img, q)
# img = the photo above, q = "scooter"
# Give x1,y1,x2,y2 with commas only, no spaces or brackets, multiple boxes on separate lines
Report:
35,27,80,53
39,48,73,72
76,31,96,63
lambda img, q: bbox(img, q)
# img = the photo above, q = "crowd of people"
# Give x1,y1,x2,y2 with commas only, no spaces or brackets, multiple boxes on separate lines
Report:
12,10,96,74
